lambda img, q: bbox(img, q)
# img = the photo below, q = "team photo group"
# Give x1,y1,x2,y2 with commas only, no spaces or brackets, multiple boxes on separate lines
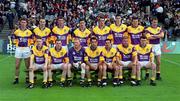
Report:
11,14,164,89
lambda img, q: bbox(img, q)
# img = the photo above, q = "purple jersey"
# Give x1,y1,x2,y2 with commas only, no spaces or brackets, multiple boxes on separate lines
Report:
129,33,142,45
51,57,65,64
93,26,111,46
88,56,100,63
68,47,85,63
54,33,69,46
112,31,125,45
75,36,89,47
34,56,45,64
120,53,133,61
146,27,163,44
138,53,150,61
95,34,110,46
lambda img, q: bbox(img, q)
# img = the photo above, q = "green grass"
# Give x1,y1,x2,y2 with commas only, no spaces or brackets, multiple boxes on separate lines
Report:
0,54,180,101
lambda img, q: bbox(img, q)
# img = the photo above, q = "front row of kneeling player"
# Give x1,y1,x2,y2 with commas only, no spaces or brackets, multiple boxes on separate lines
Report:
27,36,157,88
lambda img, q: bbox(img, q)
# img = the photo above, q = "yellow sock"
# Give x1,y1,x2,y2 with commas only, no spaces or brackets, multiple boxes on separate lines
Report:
48,79,53,82
151,77,155,81
114,76,118,79
131,75,136,79
137,77,141,81
118,76,123,79
88,79,91,82
146,71,149,74
97,79,101,82
102,76,107,79
61,78,65,82
43,80,47,83
29,80,34,84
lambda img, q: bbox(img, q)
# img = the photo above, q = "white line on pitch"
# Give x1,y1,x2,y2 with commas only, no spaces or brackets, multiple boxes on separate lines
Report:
0,55,12,62
162,58,180,66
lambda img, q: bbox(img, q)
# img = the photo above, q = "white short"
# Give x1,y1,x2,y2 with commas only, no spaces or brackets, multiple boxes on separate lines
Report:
72,62,86,69
112,45,118,49
97,46,104,49
62,46,68,51
15,47,31,59
83,46,88,49
152,44,161,56
90,63,98,70
51,63,64,70
34,63,45,70
106,63,112,66
120,61,131,67
139,61,149,67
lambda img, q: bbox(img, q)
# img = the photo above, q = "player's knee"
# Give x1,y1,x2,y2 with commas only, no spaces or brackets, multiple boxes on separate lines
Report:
63,65,68,71
85,66,89,71
81,63,86,68
103,68,107,72
99,66,103,72
67,63,72,69
47,65,51,70
103,66,107,71
151,64,156,70
136,65,141,71
29,67,34,72
157,61,161,66
43,68,47,72
118,66,122,70
81,67,85,74
15,65,20,69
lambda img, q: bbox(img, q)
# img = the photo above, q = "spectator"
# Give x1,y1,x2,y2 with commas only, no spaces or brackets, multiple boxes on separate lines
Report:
6,10,14,29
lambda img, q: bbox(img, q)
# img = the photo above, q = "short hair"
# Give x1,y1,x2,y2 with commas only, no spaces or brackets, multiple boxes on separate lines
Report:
99,16,105,21
40,18,46,22
79,19,85,23
56,39,62,42
140,36,147,40
151,16,158,22
116,14,121,18
19,17,28,22
36,36,42,40
132,16,139,20
74,37,81,42
90,36,98,42
57,16,64,20
122,36,129,40
105,38,111,43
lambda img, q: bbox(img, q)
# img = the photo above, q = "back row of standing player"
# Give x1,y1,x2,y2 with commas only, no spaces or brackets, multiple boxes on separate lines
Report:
12,15,164,87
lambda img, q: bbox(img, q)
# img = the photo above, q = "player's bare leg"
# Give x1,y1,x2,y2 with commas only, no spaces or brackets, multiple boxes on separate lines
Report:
146,63,156,86
101,63,107,86
128,63,137,86
98,65,103,87
85,65,92,87
145,69,150,80
24,58,30,83
59,64,68,87
67,63,72,86
80,63,86,86
47,65,53,87
136,62,142,85
111,64,120,86
41,66,48,88
28,65,35,89
156,55,161,80
13,58,21,84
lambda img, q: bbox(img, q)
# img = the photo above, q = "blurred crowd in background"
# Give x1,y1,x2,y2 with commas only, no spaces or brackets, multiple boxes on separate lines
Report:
0,0,180,38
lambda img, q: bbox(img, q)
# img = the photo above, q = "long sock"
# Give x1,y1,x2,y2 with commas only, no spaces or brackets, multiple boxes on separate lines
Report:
29,71,34,83
48,70,53,82
43,70,48,83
